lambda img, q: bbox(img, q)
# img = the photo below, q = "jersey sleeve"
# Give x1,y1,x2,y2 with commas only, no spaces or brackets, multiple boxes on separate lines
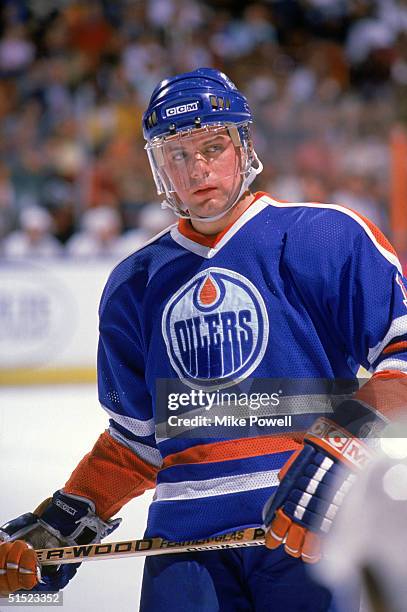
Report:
97,281,161,468
330,216,407,420
64,276,162,519
287,207,407,425
323,215,407,375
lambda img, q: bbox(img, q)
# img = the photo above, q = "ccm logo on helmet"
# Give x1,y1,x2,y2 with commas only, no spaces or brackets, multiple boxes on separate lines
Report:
165,102,200,117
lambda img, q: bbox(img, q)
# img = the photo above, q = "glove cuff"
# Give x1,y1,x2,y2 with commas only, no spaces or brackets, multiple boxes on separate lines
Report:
305,417,373,471
0,513,38,543
38,490,121,546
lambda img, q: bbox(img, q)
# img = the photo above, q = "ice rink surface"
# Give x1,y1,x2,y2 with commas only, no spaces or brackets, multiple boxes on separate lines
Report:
0,384,153,611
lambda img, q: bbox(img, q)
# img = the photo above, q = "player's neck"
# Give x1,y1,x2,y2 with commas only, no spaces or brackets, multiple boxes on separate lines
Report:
189,192,255,236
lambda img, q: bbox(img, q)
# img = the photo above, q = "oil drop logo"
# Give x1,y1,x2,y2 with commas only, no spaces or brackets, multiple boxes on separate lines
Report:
162,268,269,389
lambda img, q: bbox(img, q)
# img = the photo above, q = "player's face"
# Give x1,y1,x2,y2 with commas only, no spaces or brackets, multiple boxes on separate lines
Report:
160,127,242,219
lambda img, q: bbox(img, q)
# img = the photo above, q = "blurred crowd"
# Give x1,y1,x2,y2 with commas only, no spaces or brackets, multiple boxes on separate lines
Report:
0,0,406,260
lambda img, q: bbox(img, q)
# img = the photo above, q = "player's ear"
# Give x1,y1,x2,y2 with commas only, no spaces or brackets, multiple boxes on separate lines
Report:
241,139,257,173
248,139,255,160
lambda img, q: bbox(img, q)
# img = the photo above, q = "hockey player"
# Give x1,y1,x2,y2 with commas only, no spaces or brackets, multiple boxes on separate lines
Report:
1,68,407,611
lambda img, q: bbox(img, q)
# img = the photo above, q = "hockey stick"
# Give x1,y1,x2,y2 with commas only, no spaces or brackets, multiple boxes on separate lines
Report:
36,527,266,566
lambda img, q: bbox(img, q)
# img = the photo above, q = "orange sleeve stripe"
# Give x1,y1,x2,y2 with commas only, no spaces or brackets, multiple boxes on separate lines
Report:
162,435,301,469
347,209,398,257
370,369,407,379
382,341,407,355
355,371,407,420
64,431,159,520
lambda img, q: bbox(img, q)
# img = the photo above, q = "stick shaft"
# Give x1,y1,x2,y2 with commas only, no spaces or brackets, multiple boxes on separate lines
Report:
35,527,266,565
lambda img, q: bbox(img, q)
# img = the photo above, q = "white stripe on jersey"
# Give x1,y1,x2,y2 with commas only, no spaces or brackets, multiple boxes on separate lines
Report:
101,403,155,437
375,357,407,374
115,223,176,263
154,469,279,502
264,196,403,274
170,196,270,259
368,314,407,366
108,425,162,467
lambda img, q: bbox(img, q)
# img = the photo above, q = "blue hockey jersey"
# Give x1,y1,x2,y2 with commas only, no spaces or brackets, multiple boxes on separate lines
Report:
96,192,407,541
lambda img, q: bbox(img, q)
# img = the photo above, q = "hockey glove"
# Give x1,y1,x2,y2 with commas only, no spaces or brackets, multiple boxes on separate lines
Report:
263,417,373,563
0,490,121,593
0,540,40,595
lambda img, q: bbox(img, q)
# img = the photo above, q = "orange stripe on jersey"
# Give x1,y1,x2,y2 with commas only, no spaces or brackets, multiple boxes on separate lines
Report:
355,371,407,420
64,430,158,520
382,341,407,355
163,435,301,469
345,208,397,257
370,369,407,379
178,191,268,247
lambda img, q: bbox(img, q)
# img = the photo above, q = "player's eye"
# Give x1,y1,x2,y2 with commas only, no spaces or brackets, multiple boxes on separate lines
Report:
203,143,224,155
169,149,188,162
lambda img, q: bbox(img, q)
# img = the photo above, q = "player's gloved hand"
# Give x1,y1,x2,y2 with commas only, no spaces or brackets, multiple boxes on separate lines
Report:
263,417,373,563
0,540,40,595
0,490,121,593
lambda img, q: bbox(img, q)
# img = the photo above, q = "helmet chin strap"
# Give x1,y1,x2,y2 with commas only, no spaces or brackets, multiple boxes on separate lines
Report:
161,154,263,223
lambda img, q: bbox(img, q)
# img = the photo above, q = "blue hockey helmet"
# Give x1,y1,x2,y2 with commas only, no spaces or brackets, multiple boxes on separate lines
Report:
143,67,253,141
143,68,262,221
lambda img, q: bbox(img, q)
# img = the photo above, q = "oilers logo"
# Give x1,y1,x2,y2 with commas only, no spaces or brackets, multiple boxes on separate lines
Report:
162,267,269,389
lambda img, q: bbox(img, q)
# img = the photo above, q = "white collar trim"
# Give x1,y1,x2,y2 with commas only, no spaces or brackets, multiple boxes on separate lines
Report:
170,195,269,259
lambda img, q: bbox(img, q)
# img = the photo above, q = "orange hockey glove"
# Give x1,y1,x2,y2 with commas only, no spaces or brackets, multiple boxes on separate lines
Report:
0,540,40,595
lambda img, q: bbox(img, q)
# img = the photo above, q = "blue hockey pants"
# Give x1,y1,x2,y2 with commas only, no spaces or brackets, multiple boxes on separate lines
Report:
140,545,354,611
